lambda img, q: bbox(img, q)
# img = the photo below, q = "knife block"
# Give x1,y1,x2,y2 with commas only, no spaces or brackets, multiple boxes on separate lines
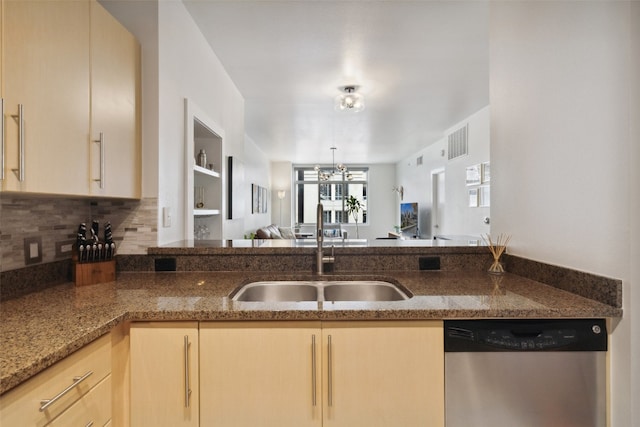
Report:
73,259,116,286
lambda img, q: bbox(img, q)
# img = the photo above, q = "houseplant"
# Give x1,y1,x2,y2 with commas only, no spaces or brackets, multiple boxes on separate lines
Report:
346,195,363,238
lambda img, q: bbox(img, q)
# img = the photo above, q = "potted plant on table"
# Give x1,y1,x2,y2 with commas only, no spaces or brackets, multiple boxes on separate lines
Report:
346,195,363,239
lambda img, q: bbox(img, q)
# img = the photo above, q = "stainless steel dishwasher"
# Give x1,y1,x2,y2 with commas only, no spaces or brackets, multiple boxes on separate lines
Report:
444,319,607,427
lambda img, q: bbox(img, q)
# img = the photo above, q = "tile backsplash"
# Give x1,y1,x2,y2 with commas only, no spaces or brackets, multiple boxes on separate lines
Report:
0,195,157,272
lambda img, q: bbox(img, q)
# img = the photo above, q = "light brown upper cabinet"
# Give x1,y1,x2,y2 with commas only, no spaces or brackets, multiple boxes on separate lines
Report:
90,0,141,198
1,0,140,198
2,0,91,195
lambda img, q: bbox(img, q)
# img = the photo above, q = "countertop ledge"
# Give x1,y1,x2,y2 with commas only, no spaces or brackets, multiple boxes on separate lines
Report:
0,270,621,395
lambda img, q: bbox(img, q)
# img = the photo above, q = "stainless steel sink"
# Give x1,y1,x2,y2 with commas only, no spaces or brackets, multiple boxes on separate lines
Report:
323,282,409,301
231,280,411,302
232,282,319,302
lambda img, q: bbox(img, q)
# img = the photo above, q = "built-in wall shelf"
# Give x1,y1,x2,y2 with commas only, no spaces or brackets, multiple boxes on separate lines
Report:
185,99,224,240
194,165,220,178
194,209,221,216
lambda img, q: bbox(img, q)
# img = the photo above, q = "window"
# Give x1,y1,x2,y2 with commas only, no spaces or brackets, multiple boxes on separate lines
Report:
294,166,368,225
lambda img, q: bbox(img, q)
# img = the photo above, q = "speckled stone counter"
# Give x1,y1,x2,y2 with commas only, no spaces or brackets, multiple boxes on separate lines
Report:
0,269,621,395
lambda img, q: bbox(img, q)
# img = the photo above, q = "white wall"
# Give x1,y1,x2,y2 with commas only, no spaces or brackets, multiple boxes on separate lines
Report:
359,164,396,240
270,161,293,228
490,2,637,424
629,1,639,420
157,0,245,244
242,135,272,238
395,106,491,239
632,2,640,421
104,0,248,244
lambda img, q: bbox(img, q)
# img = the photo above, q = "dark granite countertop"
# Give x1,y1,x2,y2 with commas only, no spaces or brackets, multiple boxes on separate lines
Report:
149,238,487,254
0,269,621,395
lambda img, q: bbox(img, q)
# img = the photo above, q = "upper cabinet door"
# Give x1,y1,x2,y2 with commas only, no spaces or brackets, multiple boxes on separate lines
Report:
90,1,141,199
2,0,90,195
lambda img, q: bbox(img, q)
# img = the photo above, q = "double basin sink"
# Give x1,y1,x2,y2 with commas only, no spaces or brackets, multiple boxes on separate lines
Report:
231,280,412,302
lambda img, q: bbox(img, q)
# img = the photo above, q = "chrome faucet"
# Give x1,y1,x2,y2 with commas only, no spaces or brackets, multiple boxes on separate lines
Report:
316,203,335,274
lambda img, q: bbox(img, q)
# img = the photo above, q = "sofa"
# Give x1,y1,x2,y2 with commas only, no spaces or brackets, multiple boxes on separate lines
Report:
255,224,296,239
255,224,347,240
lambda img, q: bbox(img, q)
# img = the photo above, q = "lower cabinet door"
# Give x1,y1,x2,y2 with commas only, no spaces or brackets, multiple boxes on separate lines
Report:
322,320,444,427
199,321,322,427
130,322,199,427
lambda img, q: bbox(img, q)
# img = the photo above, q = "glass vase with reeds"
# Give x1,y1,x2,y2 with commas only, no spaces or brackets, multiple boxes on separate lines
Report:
482,233,511,275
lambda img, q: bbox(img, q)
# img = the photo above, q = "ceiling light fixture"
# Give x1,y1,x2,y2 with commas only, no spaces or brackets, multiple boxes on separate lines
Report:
314,147,352,181
334,85,365,112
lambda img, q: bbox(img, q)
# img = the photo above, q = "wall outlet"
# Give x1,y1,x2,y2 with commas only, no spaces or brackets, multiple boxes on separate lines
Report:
55,240,75,259
419,256,441,270
155,258,177,271
23,236,43,265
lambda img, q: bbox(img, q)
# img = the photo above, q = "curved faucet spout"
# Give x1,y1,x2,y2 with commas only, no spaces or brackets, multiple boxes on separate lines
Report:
316,203,336,275
317,203,324,245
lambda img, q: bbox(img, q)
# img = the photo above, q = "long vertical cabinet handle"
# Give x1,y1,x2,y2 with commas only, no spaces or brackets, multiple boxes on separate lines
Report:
311,334,317,406
1,99,4,180
10,104,24,181
327,334,333,407
93,132,105,189
184,335,192,408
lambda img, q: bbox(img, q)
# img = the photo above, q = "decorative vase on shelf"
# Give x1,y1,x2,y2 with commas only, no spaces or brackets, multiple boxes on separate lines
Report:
197,149,207,167
195,187,205,208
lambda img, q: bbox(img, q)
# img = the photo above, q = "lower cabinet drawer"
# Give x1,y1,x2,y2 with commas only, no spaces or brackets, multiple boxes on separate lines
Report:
48,375,112,426
0,333,111,426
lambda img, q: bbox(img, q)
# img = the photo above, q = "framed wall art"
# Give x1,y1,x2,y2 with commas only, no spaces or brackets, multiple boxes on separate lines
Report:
468,188,479,207
479,185,490,207
252,184,268,214
466,164,481,186
481,162,491,183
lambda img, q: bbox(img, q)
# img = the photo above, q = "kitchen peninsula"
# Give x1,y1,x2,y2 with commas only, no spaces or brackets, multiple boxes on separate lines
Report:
1,241,622,396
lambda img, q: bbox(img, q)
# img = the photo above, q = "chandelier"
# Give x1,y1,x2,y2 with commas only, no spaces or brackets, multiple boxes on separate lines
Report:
314,147,351,181
334,85,365,112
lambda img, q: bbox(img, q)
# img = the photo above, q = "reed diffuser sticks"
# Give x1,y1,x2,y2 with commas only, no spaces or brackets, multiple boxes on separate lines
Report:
482,233,511,274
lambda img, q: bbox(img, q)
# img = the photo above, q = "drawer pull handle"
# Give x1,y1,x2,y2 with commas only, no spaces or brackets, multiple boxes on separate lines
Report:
39,371,93,412
85,422,94,427
1,98,4,180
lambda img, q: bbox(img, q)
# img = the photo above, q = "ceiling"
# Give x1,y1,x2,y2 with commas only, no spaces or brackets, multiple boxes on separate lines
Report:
183,0,489,165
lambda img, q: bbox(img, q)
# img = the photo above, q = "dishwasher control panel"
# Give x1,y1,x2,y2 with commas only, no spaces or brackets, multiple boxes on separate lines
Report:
481,327,580,350
444,319,607,352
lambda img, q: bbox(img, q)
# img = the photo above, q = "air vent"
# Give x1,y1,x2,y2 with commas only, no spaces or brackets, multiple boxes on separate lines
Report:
416,155,423,166
447,124,468,160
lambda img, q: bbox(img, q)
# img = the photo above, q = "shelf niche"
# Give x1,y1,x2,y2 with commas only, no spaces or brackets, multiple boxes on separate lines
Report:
184,99,224,240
